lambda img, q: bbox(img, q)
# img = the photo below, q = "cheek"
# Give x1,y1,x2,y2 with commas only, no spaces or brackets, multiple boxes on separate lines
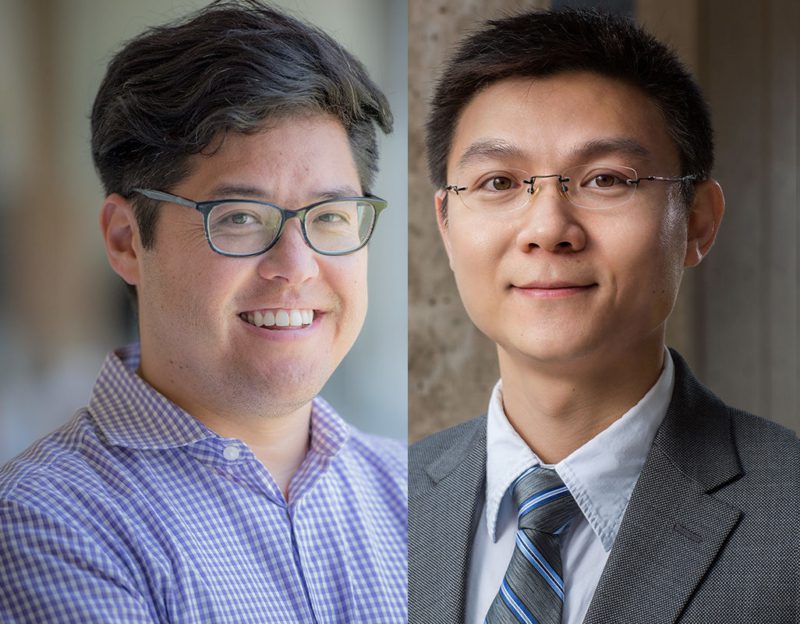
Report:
447,219,504,288
352,273,369,329
602,209,688,308
445,220,509,331
329,254,369,331
654,208,689,287
140,248,237,331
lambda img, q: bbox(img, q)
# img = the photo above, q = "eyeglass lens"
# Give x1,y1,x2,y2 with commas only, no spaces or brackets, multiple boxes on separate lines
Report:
208,200,376,255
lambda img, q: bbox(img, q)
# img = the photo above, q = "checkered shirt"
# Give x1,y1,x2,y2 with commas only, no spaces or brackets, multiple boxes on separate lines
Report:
0,344,407,623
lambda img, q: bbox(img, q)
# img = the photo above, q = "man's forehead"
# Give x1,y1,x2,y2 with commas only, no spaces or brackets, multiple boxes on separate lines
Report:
206,182,362,202
454,136,653,170
447,72,676,172
178,115,362,201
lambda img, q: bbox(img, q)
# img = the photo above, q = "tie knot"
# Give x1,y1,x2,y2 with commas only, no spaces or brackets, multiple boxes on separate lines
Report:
511,467,579,534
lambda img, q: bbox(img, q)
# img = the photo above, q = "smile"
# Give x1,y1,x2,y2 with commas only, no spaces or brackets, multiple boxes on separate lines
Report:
239,309,315,328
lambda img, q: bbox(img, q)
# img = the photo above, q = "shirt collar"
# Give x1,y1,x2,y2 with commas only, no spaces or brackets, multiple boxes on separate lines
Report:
90,343,350,456
308,395,350,458
485,349,674,551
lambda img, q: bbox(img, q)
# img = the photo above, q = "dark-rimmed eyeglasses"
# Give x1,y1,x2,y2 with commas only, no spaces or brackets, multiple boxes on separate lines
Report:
131,188,388,257
444,164,698,213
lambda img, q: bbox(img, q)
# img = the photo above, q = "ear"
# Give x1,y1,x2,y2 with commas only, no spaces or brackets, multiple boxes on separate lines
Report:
684,179,725,268
435,189,455,270
100,193,142,286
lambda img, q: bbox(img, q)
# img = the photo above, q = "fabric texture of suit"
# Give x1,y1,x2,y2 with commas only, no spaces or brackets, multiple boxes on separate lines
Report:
409,350,800,623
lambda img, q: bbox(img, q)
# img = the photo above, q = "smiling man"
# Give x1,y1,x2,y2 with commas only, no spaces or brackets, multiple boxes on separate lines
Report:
0,2,406,622
409,8,799,624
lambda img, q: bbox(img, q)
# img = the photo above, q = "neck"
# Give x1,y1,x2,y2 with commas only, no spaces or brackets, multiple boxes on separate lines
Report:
498,340,665,464
199,403,312,499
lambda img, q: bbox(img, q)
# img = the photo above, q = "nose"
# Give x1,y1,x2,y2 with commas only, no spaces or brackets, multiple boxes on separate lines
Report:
515,178,587,253
256,219,320,283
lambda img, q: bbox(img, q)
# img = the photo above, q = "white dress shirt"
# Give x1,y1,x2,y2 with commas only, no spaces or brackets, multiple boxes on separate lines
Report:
466,350,675,624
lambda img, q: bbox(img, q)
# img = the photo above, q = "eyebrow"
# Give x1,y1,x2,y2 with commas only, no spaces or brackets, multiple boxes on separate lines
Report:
454,136,652,171
208,183,363,202
573,137,652,162
455,139,528,170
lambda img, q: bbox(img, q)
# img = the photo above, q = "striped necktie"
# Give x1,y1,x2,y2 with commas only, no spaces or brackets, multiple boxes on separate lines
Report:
485,466,580,624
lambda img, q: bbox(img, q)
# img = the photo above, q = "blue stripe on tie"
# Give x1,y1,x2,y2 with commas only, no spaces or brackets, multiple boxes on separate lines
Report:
512,466,539,488
518,485,570,517
499,579,540,624
516,531,564,600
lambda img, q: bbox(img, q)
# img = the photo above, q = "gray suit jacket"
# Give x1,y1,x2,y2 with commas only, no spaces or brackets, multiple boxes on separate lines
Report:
409,351,800,623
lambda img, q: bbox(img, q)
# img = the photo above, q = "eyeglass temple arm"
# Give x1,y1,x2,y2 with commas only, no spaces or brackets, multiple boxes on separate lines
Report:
131,188,197,209
634,174,699,183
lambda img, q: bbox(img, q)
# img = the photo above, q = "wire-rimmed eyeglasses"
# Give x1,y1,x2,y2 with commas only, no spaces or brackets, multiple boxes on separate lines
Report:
444,164,698,213
131,188,387,257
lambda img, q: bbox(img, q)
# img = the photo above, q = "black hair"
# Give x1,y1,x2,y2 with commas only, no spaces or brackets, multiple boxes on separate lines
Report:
92,0,392,250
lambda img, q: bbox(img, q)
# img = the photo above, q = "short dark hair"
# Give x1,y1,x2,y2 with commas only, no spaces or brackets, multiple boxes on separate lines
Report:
92,0,392,251
426,8,713,212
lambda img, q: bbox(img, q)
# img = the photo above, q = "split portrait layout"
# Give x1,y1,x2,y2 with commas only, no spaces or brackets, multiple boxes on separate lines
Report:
0,1,797,623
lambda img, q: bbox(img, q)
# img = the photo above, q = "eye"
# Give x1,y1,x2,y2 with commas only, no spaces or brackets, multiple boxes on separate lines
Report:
314,211,350,225
585,172,628,188
211,207,264,229
227,213,257,225
476,175,520,192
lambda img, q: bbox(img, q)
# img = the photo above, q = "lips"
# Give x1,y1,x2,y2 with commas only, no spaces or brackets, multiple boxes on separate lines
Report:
239,308,315,328
513,280,595,289
511,280,597,298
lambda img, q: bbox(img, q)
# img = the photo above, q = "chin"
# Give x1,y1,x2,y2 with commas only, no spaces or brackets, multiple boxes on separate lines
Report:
498,331,603,366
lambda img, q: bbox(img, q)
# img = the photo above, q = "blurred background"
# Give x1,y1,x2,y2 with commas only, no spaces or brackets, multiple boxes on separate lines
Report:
0,0,408,463
409,0,799,440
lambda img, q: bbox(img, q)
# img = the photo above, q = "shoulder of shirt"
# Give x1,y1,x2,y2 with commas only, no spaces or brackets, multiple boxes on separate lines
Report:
0,407,123,512
344,427,407,479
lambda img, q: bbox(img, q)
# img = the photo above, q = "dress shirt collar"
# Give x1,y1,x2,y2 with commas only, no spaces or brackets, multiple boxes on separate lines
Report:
89,343,350,457
485,350,674,551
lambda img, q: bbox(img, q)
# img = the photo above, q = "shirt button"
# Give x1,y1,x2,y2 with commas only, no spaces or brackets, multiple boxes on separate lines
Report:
222,445,241,461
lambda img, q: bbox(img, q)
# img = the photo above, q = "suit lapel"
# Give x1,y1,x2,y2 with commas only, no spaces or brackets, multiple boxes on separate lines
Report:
584,351,743,624
409,417,486,623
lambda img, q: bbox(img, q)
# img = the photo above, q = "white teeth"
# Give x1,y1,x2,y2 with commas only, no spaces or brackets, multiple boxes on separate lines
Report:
242,308,315,328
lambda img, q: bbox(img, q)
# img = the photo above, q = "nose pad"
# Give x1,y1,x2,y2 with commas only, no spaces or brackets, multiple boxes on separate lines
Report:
526,175,569,202
516,176,586,253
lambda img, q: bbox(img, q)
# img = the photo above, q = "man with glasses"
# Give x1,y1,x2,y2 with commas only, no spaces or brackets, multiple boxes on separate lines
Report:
410,8,798,624
0,2,405,622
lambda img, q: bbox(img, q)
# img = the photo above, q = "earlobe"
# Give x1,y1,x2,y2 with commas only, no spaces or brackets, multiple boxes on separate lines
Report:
435,190,455,270
685,180,725,268
100,194,142,286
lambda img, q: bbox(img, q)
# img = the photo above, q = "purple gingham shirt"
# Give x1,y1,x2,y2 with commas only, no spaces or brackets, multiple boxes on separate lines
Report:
0,344,407,623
